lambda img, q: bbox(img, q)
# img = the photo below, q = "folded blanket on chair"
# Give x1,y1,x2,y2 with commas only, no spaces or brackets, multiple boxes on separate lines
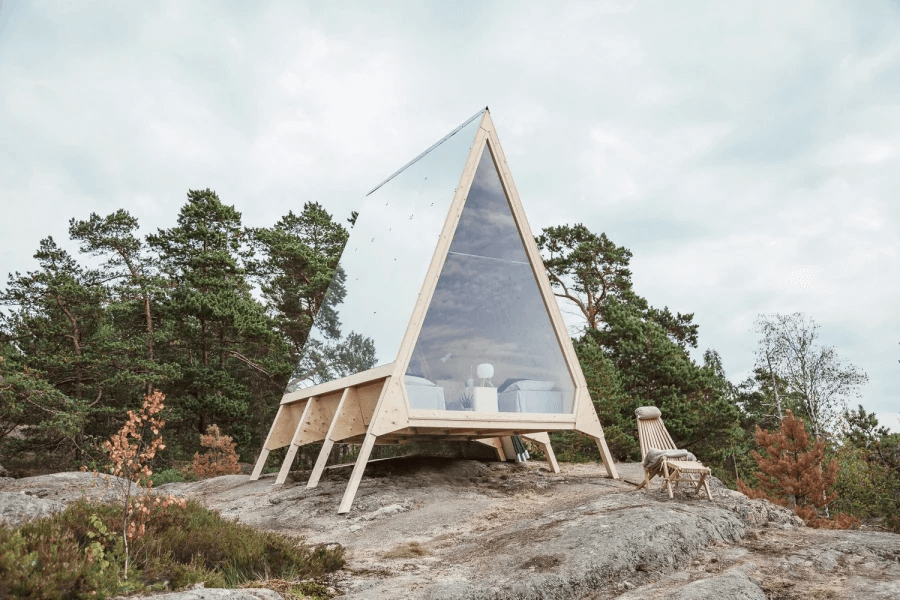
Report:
643,448,698,470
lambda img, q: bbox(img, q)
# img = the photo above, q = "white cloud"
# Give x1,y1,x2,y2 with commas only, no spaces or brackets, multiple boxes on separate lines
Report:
0,0,898,420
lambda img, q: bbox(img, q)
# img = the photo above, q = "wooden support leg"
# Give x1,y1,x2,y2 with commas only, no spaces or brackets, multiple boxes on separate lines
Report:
634,467,651,491
500,436,516,461
275,399,314,485
338,432,377,514
474,438,505,462
250,405,286,481
521,432,560,474
307,438,335,489
592,435,619,480
250,449,269,481
695,472,707,496
662,461,674,499
275,443,300,485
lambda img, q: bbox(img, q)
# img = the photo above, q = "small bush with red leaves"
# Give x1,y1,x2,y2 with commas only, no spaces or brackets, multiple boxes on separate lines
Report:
737,410,859,529
190,424,242,479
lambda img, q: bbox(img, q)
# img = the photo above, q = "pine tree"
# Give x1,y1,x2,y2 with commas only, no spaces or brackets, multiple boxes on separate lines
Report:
147,189,285,452
537,224,740,465
69,209,171,397
0,238,108,460
248,202,348,359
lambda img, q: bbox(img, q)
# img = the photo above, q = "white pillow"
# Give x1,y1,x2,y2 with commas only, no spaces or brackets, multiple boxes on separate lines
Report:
506,380,555,392
404,375,437,387
635,406,661,419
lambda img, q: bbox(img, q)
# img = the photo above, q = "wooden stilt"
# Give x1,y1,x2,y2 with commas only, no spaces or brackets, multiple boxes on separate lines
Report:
521,432,560,474
307,438,334,489
473,437,505,461
275,399,314,485
499,436,516,460
338,432,377,514
308,387,364,489
573,389,619,480
593,434,619,480
250,449,269,481
250,405,285,481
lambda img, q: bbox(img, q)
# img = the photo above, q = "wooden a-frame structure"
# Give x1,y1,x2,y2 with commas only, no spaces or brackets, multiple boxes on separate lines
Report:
251,108,619,513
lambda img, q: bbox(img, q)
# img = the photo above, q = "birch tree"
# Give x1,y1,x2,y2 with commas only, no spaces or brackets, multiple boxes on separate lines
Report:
753,313,868,438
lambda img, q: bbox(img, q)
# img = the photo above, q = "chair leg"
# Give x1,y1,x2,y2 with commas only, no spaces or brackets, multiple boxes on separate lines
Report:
662,461,674,499
635,468,651,491
694,472,706,495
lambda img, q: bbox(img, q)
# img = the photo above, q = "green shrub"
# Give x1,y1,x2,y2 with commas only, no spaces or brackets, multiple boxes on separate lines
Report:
0,498,344,599
151,468,186,486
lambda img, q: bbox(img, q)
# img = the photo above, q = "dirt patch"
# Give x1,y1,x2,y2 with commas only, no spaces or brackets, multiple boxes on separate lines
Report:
381,542,429,559
519,554,563,571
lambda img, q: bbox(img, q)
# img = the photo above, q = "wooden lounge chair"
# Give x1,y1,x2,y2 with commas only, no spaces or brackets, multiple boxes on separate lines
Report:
635,406,712,500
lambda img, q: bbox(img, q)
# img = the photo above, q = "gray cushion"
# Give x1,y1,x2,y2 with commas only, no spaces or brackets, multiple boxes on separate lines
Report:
643,448,697,469
635,406,662,420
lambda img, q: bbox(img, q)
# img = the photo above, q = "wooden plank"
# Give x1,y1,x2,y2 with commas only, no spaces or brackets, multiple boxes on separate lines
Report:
330,387,369,440
275,398,314,485
407,409,574,423
267,400,307,449
250,404,285,480
280,363,394,405
306,438,334,489
473,437,505,461
295,391,342,445
306,387,354,489
406,418,575,431
338,432,377,514
521,432,560,474
369,376,409,437
356,379,385,426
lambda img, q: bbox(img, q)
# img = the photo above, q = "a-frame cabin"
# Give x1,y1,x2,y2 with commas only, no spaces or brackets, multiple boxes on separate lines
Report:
251,108,619,513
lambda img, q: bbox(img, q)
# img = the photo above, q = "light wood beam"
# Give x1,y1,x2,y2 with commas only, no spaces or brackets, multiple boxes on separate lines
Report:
338,432,377,514
274,398,315,485
250,404,284,480
521,432,560,474
307,388,356,489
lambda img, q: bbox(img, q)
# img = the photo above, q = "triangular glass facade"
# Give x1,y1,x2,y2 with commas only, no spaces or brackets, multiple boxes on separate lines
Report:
404,146,575,414
285,111,484,392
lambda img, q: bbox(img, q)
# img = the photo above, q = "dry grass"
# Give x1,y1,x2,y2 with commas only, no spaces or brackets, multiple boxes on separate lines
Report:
381,541,429,559
240,578,335,600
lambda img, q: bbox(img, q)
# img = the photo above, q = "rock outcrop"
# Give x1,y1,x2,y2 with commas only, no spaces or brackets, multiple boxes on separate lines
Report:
2,459,898,599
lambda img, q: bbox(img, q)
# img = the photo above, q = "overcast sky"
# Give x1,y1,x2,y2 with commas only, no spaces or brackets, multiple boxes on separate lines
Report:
1,1,897,429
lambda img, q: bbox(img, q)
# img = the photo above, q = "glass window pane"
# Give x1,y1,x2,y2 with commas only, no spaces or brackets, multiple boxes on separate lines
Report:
286,111,485,392
405,147,575,414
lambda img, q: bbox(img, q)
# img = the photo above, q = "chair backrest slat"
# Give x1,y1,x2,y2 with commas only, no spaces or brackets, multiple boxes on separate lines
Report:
636,415,677,459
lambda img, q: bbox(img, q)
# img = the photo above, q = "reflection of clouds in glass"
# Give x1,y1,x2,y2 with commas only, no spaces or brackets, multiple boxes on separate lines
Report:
407,147,574,413
285,114,483,392
410,256,569,389
449,149,528,262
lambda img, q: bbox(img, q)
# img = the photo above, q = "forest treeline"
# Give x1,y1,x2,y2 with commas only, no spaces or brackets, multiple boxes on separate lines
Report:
1,189,897,529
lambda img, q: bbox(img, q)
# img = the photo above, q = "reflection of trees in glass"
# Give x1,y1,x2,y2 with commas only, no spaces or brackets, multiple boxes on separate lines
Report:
248,203,349,356
285,265,377,391
286,332,376,391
